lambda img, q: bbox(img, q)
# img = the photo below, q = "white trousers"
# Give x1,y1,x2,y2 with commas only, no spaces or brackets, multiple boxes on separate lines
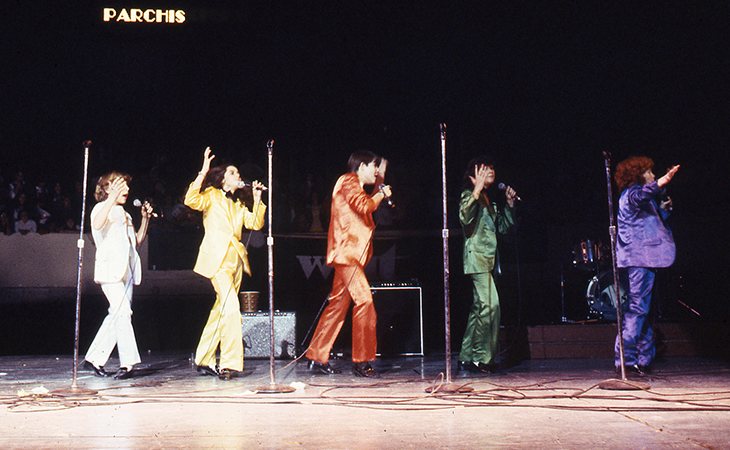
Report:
84,275,141,369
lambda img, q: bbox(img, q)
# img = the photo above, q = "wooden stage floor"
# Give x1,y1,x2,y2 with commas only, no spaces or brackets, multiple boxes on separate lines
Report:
1,353,729,448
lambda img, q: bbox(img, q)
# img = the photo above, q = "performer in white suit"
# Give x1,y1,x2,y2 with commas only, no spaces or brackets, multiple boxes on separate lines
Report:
83,171,153,380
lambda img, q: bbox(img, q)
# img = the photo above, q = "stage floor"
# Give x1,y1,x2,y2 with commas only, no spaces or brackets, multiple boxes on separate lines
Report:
1,354,729,448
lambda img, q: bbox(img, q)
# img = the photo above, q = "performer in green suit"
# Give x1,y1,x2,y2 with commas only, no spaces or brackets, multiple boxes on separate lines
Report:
458,156,517,374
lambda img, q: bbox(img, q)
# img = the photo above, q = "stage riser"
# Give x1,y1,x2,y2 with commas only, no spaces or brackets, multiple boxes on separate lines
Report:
526,323,730,359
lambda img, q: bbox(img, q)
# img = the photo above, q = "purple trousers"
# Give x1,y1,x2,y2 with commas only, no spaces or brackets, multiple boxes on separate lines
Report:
615,267,656,368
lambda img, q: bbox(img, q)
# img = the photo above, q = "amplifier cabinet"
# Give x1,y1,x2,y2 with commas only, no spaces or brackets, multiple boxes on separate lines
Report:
241,311,296,359
371,286,424,356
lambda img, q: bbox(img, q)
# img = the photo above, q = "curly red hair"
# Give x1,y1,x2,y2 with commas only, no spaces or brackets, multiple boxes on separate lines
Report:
614,156,654,192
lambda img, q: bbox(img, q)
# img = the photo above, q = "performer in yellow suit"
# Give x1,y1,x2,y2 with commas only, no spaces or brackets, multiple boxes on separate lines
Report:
305,151,391,377
184,147,266,380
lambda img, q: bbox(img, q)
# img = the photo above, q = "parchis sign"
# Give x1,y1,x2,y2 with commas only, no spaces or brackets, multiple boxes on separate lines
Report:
103,8,186,24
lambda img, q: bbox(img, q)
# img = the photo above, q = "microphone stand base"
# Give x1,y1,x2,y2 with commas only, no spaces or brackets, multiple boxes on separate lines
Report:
255,383,296,394
598,378,650,391
425,382,474,394
52,386,98,397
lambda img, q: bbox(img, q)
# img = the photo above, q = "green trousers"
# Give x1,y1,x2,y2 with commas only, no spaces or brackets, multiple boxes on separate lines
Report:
459,272,500,365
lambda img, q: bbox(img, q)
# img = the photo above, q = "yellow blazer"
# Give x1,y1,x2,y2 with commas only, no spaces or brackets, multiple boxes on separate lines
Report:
184,180,266,278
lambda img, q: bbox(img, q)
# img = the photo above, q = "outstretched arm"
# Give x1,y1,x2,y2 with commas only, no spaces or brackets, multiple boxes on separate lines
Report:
184,147,216,211
658,165,680,189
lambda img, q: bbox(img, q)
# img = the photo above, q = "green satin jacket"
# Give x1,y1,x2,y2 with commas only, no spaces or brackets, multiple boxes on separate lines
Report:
459,189,515,275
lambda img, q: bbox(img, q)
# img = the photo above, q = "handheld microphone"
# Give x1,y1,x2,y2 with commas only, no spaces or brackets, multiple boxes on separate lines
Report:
497,183,522,202
378,184,395,208
132,199,158,217
236,181,268,190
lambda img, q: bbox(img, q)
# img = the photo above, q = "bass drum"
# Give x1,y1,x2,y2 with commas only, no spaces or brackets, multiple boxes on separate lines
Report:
586,271,626,322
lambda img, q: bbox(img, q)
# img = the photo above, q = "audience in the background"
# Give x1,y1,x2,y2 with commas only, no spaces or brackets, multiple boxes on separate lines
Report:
0,155,409,237
0,169,82,235
14,210,37,235
0,211,12,235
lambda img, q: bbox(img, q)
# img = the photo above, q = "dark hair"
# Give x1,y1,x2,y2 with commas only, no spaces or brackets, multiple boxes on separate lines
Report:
615,156,654,191
95,171,132,202
347,151,380,173
201,165,227,192
462,155,495,190
201,164,252,207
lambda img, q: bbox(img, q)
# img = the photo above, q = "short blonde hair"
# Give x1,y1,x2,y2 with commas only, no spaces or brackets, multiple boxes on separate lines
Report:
94,171,132,202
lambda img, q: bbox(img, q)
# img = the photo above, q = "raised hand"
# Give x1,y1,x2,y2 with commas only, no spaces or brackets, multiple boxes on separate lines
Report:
469,164,490,198
107,176,129,202
658,164,680,188
200,146,216,175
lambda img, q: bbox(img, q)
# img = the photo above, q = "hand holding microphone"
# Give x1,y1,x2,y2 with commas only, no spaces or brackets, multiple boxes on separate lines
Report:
378,184,394,208
497,182,522,206
236,180,268,191
237,180,267,203
133,199,158,218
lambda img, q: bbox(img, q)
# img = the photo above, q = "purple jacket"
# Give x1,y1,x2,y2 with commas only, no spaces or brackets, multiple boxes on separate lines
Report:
616,181,675,268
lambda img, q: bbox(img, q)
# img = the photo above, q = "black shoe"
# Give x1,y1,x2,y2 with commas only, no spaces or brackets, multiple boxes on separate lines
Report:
352,362,379,378
458,360,492,375
113,367,135,380
308,360,341,375
475,361,496,374
616,364,646,377
83,361,110,377
628,364,647,377
638,364,652,375
218,368,233,381
196,365,219,377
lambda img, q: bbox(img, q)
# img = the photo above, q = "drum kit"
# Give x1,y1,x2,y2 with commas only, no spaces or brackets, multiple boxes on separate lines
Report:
563,239,626,322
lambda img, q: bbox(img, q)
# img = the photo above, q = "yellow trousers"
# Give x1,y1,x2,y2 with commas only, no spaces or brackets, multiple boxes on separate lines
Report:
195,245,244,371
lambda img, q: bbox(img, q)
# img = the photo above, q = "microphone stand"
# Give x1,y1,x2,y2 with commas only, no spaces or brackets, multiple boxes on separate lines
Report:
54,140,97,397
598,151,648,390
426,123,472,393
255,139,295,394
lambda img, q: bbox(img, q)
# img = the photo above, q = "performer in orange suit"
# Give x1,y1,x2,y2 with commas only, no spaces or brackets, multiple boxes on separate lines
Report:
184,147,266,380
305,151,391,377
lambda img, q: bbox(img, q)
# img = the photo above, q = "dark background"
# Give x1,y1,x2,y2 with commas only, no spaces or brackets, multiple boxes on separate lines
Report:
2,1,729,354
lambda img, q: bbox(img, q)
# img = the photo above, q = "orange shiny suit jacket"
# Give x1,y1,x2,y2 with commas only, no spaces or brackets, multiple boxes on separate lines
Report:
326,173,380,268
184,180,266,278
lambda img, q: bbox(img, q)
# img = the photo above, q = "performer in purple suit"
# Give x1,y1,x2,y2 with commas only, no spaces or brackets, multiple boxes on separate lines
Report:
614,156,680,375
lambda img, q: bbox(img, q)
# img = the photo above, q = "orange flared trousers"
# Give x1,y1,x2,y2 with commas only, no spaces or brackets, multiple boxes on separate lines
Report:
306,264,377,363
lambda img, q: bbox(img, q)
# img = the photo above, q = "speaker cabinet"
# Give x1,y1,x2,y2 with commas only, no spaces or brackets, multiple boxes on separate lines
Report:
241,311,296,359
372,285,424,356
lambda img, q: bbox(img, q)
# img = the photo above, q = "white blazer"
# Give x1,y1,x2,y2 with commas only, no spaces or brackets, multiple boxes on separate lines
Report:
91,203,142,285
